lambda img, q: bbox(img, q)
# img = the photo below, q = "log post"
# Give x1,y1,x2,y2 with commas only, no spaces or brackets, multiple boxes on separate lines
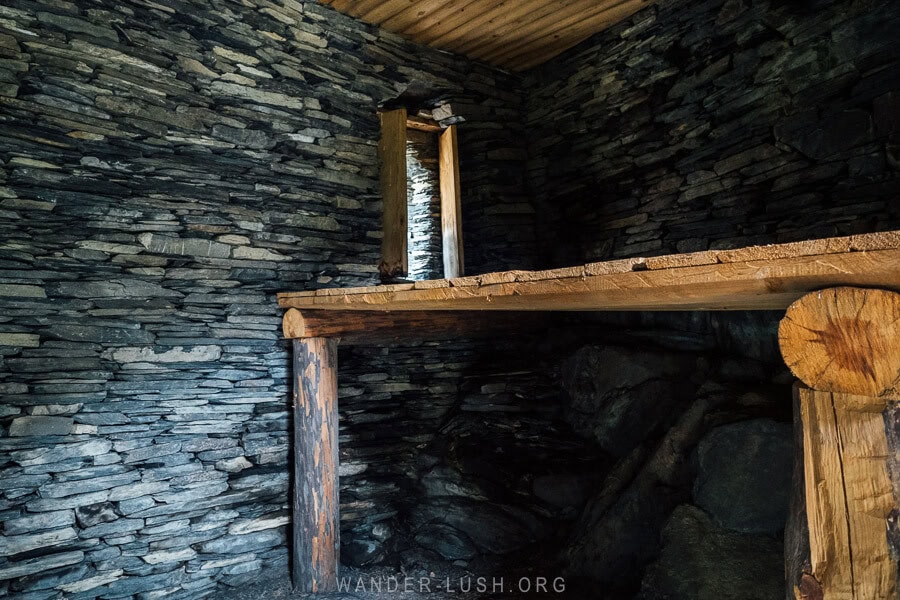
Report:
292,337,339,592
779,287,900,600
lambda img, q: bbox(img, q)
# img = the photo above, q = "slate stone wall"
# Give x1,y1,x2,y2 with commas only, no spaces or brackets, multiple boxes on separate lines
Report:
406,128,442,280
524,0,900,266
0,1,532,597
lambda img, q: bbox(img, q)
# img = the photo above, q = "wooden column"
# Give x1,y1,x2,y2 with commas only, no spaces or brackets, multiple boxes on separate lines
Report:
779,287,900,600
378,108,408,280
292,337,339,592
439,124,463,278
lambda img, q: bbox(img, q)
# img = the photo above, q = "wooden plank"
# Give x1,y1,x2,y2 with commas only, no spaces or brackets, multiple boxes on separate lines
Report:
283,308,550,343
395,0,484,38
461,0,604,58
431,0,586,53
797,385,897,599
359,0,415,24
489,0,649,68
292,338,339,593
833,392,898,599
780,287,900,399
378,108,407,279
799,385,854,598
383,0,469,32
439,125,463,278
318,0,658,71
278,246,900,312
412,0,515,45
407,115,442,132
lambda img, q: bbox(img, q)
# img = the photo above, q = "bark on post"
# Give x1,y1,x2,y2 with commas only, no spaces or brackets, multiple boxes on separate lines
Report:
292,337,339,592
779,287,900,599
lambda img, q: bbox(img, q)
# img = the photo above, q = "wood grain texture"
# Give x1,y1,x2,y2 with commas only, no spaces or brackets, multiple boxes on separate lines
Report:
786,385,818,600
780,287,900,399
282,308,550,343
439,125,463,278
378,108,408,279
292,338,339,593
277,231,900,312
316,0,659,71
797,385,897,599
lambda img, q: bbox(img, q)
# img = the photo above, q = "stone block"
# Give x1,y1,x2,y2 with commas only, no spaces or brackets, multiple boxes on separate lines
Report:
4,510,76,535
1,528,78,557
0,551,83,581
75,501,120,528
8,416,73,437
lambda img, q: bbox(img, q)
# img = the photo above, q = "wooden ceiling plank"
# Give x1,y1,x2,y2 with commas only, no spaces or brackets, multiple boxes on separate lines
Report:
455,0,594,56
381,0,465,32
396,0,484,38
318,0,656,71
415,0,549,47
484,0,644,65
427,0,553,49
335,0,385,19
359,0,419,25
507,0,645,70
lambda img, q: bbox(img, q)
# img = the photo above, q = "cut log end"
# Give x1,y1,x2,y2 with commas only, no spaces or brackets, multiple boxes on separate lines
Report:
779,287,900,399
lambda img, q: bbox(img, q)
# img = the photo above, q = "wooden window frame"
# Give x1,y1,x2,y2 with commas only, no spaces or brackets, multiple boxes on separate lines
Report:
378,108,463,280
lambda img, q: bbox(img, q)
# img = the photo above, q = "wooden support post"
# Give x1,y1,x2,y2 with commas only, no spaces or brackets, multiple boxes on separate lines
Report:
439,124,463,279
378,108,408,280
292,337,339,593
779,287,900,600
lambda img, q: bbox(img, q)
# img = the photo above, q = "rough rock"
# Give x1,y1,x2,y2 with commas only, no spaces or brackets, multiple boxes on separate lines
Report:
640,505,783,600
693,419,793,534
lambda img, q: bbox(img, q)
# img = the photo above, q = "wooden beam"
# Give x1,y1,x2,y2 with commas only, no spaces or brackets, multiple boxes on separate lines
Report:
277,232,900,312
796,384,897,599
378,108,408,280
282,308,549,343
407,115,442,133
439,124,463,278
779,287,900,399
292,338,339,593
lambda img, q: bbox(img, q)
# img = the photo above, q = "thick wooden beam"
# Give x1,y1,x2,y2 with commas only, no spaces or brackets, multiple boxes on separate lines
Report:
795,385,897,599
278,232,900,312
781,287,900,598
779,287,900,399
282,308,548,343
378,108,408,280
439,124,463,278
292,338,339,593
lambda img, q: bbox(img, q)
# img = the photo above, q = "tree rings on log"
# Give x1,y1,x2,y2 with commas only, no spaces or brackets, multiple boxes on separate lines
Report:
779,287,900,399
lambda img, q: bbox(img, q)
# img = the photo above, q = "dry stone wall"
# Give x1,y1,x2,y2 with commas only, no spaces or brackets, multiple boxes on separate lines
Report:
0,1,531,597
524,0,900,266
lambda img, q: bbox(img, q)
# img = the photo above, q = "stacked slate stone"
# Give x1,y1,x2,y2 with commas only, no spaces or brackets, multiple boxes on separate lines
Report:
0,1,532,597
524,0,900,266
405,128,443,280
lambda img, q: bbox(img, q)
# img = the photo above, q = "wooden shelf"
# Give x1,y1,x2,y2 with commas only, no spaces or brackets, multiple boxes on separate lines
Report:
278,231,900,313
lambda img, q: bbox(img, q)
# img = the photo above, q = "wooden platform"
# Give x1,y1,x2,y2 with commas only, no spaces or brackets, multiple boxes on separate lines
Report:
278,231,900,313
